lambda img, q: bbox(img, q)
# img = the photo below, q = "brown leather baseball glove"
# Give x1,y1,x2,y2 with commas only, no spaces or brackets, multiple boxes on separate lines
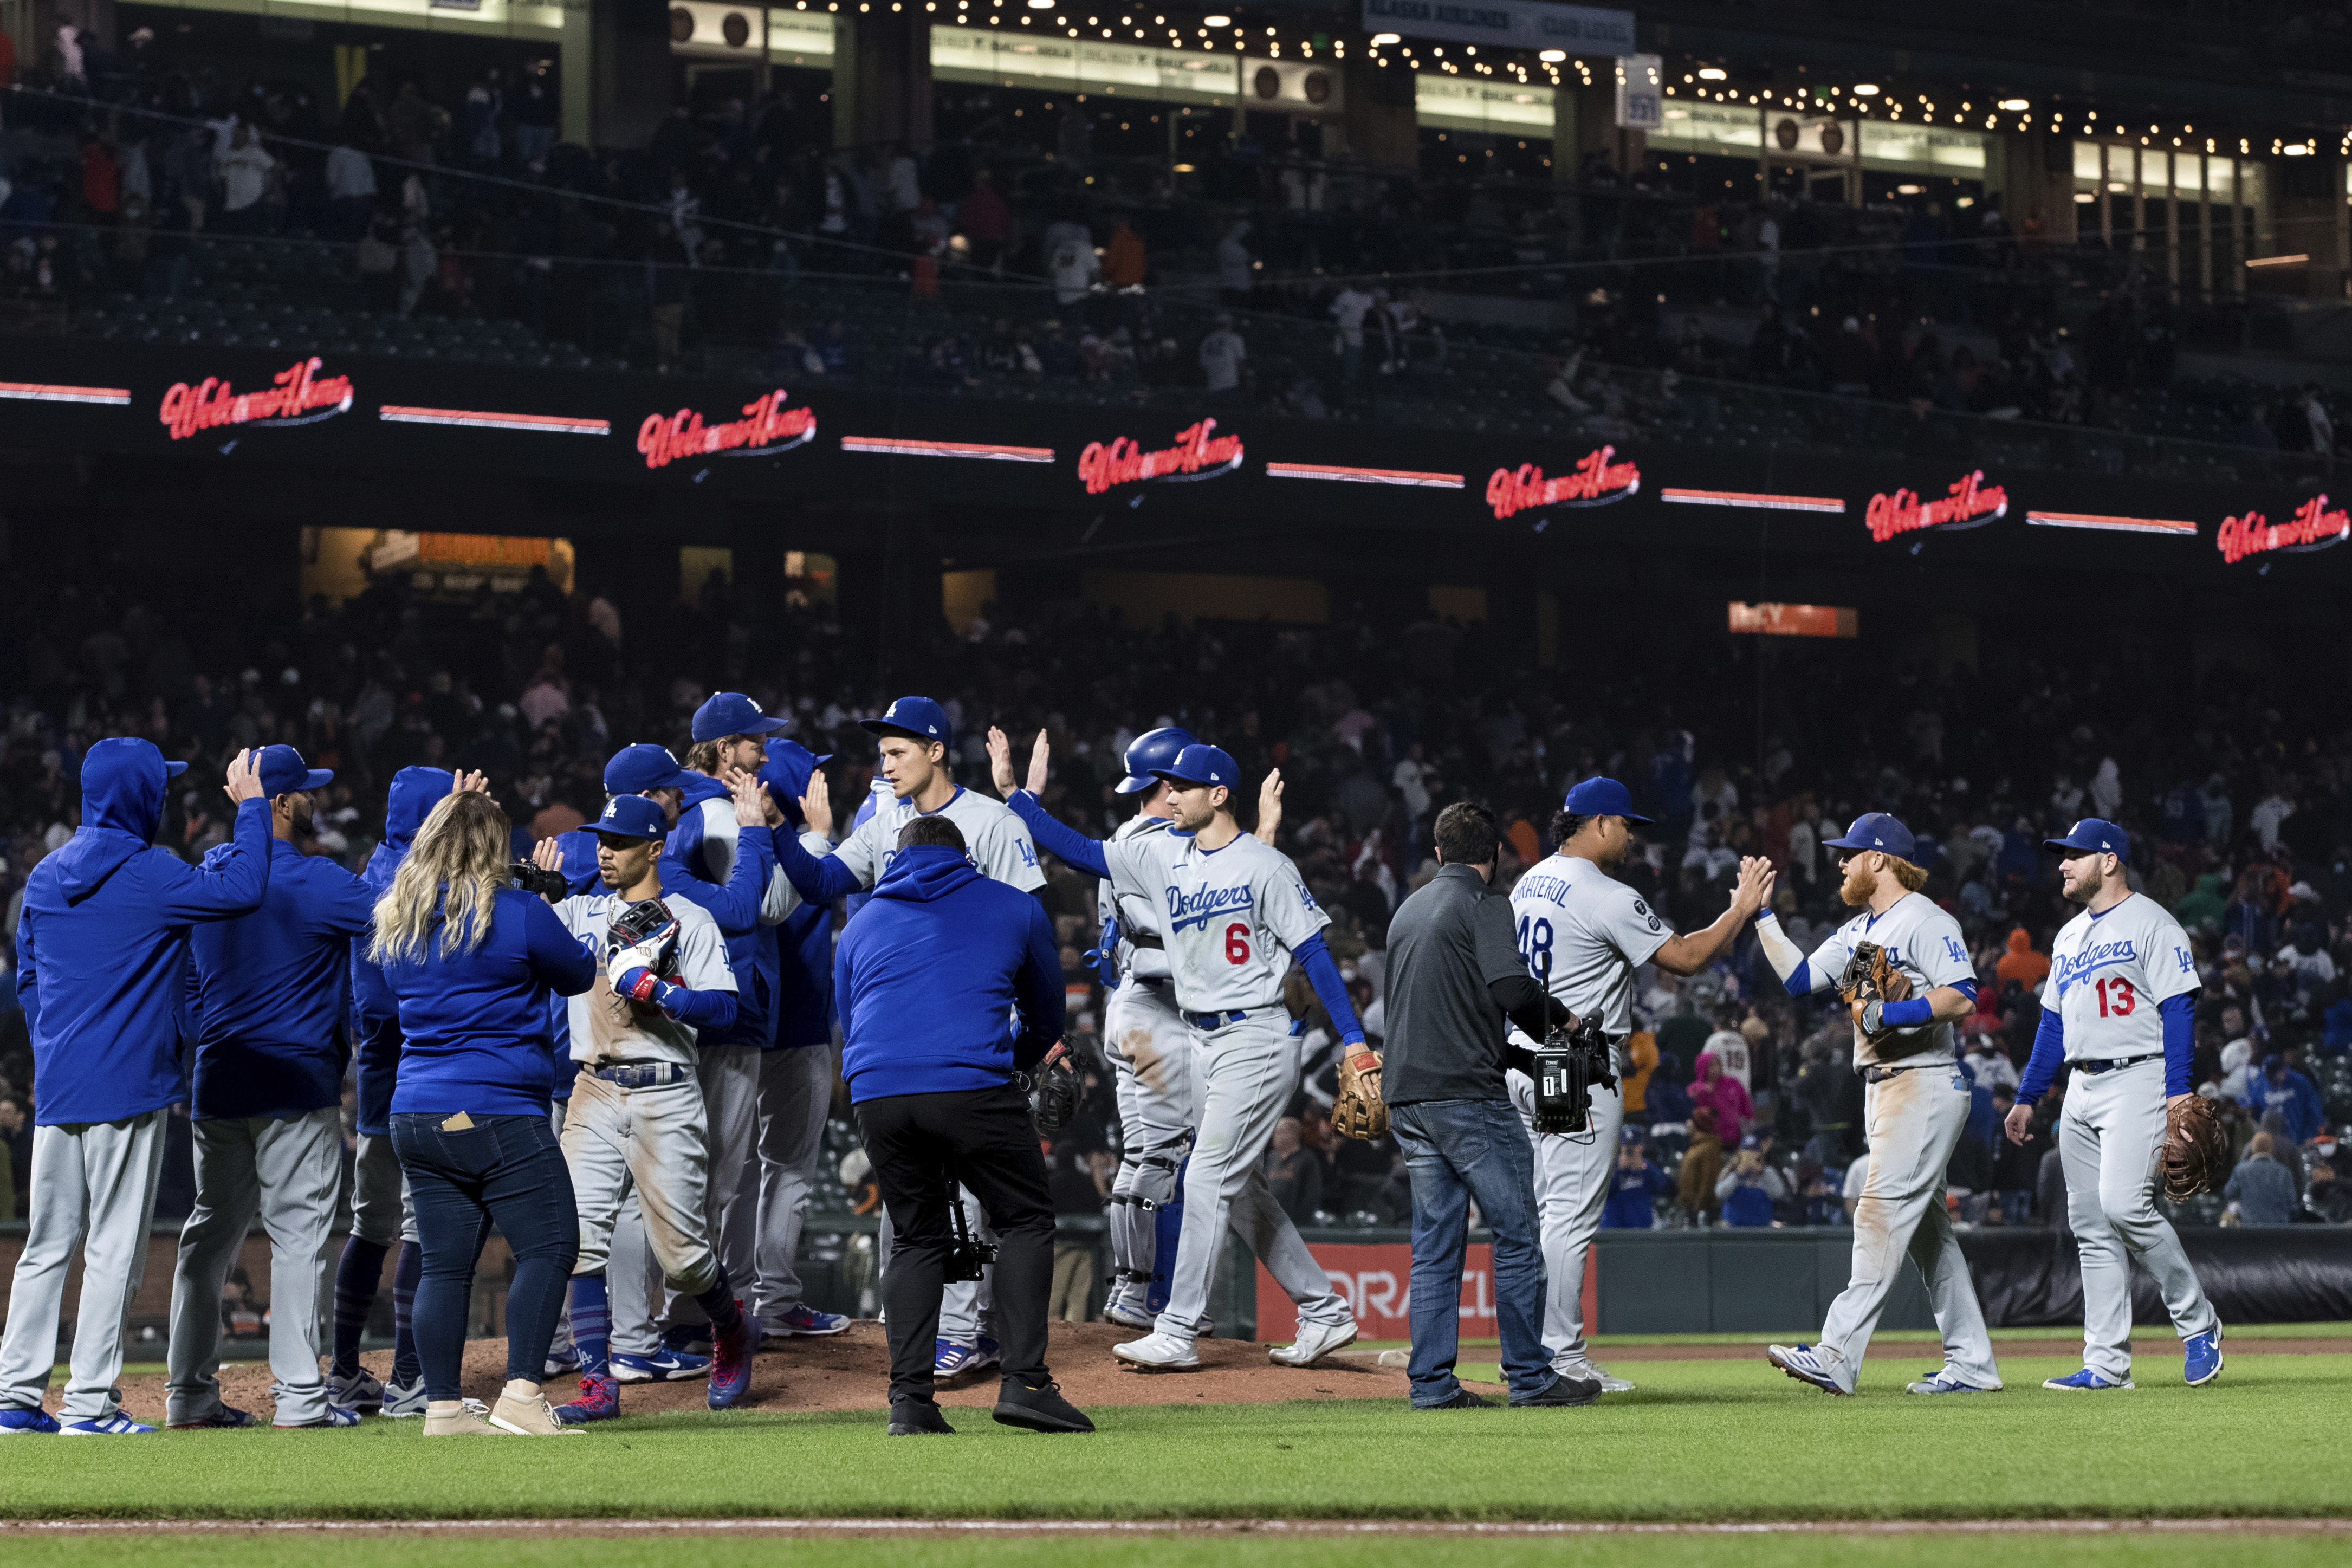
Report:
1333,1042,1389,1139
1838,939,1913,1044
2161,1093,2232,1201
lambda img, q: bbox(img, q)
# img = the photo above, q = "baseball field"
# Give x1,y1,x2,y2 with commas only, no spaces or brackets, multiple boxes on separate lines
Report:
4,1324,2347,1566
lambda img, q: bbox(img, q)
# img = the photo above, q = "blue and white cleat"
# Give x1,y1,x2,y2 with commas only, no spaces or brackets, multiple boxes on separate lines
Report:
0,1407,61,1435
1766,1343,1852,1395
2184,1324,2225,1386
60,1413,158,1435
1907,1368,2000,1395
611,1349,711,1384
762,1304,851,1339
934,1337,1001,1377
2042,1366,2134,1391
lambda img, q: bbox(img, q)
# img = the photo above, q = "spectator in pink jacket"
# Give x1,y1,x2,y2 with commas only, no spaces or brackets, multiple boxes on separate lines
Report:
1689,1050,1753,1146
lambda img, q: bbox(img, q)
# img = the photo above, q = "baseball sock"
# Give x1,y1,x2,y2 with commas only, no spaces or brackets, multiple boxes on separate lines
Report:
569,1274,611,1379
695,1271,744,1337
332,1237,391,1379
391,1241,423,1386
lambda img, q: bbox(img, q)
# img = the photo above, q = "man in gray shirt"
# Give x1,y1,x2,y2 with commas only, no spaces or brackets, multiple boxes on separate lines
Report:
1381,802,1586,1411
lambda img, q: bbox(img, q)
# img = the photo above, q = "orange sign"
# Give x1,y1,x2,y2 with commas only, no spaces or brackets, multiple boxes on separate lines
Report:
159,358,354,441
2218,495,2352,564
1727,602,1858,638
1864,469,2007,542
1076,418,1245,495
1485,446,1641,520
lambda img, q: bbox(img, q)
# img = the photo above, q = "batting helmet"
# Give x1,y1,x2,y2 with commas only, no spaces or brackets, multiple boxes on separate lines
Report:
1118,726,1198,794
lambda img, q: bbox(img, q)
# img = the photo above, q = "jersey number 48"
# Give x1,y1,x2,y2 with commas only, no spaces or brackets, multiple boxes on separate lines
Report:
1517,915,1553,979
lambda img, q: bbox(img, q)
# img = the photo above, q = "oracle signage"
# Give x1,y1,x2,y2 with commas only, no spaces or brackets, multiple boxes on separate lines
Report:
636,389,815,471
1485,445,1641,521
1864,469,2007,542
159,358,354,442
1075,418,1245,496
2218,495,2352,565
1254,1241,1600,1346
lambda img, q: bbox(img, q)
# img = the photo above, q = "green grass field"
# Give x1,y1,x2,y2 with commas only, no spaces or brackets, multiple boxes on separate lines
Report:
1,1353,2341,1525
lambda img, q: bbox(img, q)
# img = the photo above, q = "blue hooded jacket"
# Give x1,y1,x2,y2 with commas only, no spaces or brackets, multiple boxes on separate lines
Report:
15,738,273,1127
656,777,776,1049
761,740,836,1050
349,767,452,1135
546,827,604,1101
833,845,1063,1103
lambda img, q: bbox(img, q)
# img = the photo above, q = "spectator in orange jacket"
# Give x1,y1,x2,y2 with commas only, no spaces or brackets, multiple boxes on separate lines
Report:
1995,928,2049,992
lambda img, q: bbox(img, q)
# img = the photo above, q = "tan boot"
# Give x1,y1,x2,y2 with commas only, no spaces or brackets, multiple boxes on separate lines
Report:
488,1381,582,1436
422,1399,501,1437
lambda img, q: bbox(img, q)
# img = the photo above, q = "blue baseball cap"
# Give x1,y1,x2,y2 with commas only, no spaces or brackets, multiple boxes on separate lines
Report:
1823,811,1916,862
1153,743,1240,790
760,738,833,827
595,794,669,842
861,695,954,752
1561,776,1654,826
1118,725,1197,793
256,744,333,797
604,743,694,795
2045,818,2131,864
691,691,788,743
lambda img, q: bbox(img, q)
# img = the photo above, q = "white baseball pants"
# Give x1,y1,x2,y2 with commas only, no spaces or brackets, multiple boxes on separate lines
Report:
348,1131,419,1247
1506,1066,1624,1370
0,1111,167,1422
165,1107,342,1426
748,1042,837,1321
2060,1058,2217,1378
1103,976,1196,1320
659,1043,760,1330
1816,1068,2000,1390
1154,1009,1350,1343
562,1071,720,1294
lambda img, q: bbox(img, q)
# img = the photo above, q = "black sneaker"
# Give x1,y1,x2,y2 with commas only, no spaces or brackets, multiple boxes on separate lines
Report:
886,1399,956,1436
1415,1389,1493,1410
993,1378,1096,1434
1510,1375,1601,1408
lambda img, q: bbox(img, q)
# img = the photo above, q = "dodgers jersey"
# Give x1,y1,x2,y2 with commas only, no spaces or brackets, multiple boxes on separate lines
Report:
1100,829,1328,1014
1806,892,1974,1070
829,785,1046,894
1099,813,1176,983
2040,893,2199,1062
551,893,735,1068
1507,854,1672,1038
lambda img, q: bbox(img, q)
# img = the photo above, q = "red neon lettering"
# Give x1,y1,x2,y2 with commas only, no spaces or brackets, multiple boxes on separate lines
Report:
634,391,817,470
1483,446,1641,520
157,358,355,441
2217,494,2352,564
1074,419,1246,495
1863,470,2008,542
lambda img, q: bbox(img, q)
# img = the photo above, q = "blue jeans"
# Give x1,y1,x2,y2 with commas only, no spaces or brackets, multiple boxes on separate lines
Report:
1389,1099,1554,1405
391,1112,578,1400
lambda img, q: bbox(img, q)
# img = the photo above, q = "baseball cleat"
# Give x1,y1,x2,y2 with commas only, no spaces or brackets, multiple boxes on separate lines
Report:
1511,1375,1602,1408
1269,1317,1359,1367
611,1349,711,1384
0,1407,62,1435
708,1313,753,1410
59,1413,157,1435
1907,1369,2000,1395
1766,1343,1853,1396
1112,1331,1201,1371
886,1398,955,1436
2184,1325,2224,1386
329,1369,385,1411
1558,1358,1636,1393
542,1349,582,1378
553,1375,619,1425
169,1404,259,1429
993,1378,1094,1434
1417,1389,1494,1410
932,1337,1001,1377
1102,1300,1157,1331
275,1406,362,1430
763,1304,851,1338
2042,1367,2134,1391
379,1376,429,1417
659,1322,714,1357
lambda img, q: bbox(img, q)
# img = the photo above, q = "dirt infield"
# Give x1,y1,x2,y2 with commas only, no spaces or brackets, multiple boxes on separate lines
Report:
7,1519,2352,1537
90,1321,1413,1423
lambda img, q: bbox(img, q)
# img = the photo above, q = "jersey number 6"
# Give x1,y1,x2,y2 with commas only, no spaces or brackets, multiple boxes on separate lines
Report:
2093,976,2136,1017
1224,922,1251,964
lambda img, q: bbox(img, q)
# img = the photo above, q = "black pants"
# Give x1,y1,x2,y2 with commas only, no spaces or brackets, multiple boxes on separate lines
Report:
857,1082,1055,1407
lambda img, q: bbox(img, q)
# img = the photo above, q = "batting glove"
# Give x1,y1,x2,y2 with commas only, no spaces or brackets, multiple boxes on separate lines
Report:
607,946,665,1003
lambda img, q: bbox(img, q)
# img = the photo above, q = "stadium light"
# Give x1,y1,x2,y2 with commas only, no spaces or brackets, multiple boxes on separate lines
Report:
1697,67,1726,80
1539,48,1565,61
1853,82,1881,96
1203,11,1229,24
1998,98,2029,111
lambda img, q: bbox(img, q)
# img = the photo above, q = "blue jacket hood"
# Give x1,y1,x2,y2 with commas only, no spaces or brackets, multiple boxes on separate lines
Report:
556,828,604,895
874,844,983,903
679,772,730,812
49,738,176,904
365,766,453,893
760,740,831,829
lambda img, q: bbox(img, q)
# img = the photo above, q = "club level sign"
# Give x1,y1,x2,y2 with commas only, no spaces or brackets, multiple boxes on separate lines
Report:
158,357,354,442
1075,418,1245,496
1864,469,2007,542
1485,446,1641,521
636,390,816,471
2217,495,2352,564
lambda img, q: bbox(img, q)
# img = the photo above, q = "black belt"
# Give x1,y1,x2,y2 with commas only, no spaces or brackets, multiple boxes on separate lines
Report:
590,1061,692,1088
2075,1053,2162,1076
1862,1062,1936,1084
1130,932,1164,950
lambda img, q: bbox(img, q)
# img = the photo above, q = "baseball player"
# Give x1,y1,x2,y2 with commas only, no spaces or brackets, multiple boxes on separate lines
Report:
987,724,1284,1331
1507,777,1772,1395
526,793,756,1422
1757,812,2001,1396
1002,743,1363,1370
540,827,604,1379
2010,819,2222,1391
774,695,1045,1376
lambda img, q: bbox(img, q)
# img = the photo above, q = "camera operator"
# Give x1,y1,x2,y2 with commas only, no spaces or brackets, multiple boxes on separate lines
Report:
1381,802,1578,1410
835,815,1091,1438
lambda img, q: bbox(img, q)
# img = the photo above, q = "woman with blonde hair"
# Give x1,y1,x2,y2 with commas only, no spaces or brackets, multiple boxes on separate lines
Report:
372,790,595,1437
